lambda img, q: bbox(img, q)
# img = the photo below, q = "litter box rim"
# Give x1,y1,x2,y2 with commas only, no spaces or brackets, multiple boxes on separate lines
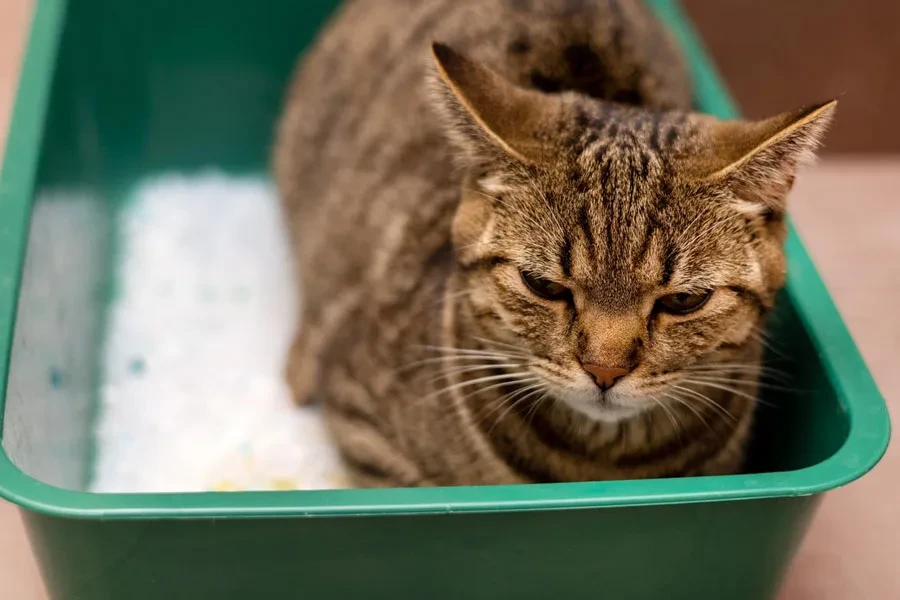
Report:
0,0,889,520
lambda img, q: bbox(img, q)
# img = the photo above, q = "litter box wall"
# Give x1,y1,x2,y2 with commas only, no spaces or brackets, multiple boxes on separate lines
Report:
3,192,110,490
0,1,889,599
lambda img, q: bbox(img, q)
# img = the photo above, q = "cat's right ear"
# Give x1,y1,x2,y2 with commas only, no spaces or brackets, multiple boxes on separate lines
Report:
430,42,559,166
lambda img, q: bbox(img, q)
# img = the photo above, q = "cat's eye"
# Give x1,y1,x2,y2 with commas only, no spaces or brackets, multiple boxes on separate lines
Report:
520,270,570,301
656,290,713,315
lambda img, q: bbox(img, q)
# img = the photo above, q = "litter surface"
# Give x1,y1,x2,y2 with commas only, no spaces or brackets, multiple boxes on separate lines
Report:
91,173,349,493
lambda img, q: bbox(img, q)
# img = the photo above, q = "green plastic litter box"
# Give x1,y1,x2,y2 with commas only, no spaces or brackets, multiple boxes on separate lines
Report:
0,0,890,598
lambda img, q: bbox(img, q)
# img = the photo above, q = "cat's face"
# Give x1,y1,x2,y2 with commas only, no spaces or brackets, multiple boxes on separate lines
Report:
432,43,834,421
452,133,782,421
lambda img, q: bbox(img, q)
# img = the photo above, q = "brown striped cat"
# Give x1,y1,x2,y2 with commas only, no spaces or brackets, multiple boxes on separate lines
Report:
274,0,835,487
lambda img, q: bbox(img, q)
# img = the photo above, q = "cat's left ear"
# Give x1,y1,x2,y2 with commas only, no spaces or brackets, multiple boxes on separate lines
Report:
697,100,836,214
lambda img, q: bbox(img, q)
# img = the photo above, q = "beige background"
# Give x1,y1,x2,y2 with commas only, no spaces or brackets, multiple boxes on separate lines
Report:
0,1,896,598
683,0,900,154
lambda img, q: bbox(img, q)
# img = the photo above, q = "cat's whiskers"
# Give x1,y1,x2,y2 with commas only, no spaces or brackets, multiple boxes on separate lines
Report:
415,344,532,361
660,391,712,431
485,384,551,435
649,394,683,440
674,209,709,247
675,210,716,255
669,383,738,423
679,373,794,394
685,365,767,375
427,372,541,402
471,336,533,355
679,377,781,410
402,342,551,416
508,390,552,453
463,186,510,208
477,380,544,425
397,351,523,373
414,377,538,411
684,362,790,383
524,178,567,239
522,391,550,429
426,362,526,384
748,326,791,361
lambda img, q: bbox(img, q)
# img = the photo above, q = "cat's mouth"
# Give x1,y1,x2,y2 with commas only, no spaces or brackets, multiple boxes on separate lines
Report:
546,378,649,423
518,362,659,422
569,399,645,423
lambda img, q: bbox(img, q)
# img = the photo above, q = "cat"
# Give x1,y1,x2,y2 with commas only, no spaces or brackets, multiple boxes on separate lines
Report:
273,0,834,487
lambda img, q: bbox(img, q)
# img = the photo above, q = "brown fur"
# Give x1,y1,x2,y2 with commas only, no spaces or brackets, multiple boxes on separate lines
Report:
274,0,835,487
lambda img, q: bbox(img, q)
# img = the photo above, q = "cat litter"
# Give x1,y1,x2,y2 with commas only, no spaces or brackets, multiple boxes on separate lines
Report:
90,172,349,493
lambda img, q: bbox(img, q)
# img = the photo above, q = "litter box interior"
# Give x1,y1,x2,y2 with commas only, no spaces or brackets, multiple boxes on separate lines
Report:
1,0,851,494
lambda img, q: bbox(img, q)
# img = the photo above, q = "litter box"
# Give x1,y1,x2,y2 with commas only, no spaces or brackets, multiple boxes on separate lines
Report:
0,0,890,599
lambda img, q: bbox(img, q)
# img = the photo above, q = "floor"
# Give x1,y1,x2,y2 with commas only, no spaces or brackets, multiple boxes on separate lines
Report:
0,1,896,599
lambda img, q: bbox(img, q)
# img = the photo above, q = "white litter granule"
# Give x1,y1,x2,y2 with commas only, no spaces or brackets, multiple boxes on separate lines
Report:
91,172,349,493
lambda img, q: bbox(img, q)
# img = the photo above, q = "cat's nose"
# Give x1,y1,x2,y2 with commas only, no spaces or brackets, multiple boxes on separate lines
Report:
583,364,630,391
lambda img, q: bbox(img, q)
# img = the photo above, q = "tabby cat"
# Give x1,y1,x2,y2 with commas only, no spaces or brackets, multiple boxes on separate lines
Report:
274,0,834,487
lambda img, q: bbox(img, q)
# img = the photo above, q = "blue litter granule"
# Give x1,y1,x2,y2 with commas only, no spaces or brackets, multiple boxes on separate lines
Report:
49,366,64,389
128,357,146,375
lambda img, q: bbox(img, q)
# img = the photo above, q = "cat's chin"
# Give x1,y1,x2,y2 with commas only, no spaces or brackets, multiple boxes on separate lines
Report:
553,389,647,423
568,401,644,423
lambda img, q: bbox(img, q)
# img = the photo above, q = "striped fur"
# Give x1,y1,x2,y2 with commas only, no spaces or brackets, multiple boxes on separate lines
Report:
274,0,835,486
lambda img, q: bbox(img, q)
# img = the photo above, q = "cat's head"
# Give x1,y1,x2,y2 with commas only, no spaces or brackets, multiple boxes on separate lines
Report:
430,43,835,422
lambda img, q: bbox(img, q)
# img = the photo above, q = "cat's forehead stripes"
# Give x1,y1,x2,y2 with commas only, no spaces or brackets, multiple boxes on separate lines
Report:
523,105,706,305
555,153,670,294
570,104,696,156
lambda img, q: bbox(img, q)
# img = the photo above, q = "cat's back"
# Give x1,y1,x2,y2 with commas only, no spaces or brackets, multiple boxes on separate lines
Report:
275,0,692,226
273,0,693,421
273,0,693,385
